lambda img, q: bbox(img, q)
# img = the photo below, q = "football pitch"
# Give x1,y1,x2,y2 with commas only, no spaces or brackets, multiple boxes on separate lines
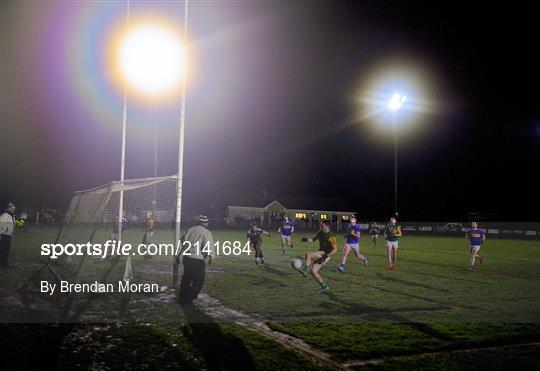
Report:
1,227,539,369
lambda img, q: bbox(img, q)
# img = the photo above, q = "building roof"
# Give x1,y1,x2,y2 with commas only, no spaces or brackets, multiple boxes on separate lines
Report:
227,192,353,213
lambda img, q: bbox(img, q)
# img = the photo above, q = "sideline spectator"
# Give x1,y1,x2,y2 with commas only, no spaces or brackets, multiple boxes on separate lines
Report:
0,203,16,269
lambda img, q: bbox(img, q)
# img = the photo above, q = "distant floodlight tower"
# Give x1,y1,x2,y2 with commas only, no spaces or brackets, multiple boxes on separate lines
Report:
389,93,407,112
388,93,406,216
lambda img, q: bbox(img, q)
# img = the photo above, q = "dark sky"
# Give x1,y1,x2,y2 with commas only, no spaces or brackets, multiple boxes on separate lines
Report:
0,1,539,220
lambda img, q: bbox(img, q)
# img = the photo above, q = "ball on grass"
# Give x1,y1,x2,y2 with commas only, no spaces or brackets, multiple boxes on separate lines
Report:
291,258,302,270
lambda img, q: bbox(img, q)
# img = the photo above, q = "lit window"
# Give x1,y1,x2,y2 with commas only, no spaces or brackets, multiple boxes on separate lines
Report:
320,214,327,219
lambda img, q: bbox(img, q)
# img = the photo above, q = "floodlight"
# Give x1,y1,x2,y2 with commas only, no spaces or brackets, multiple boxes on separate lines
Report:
388,93,407,111
118,24,185,96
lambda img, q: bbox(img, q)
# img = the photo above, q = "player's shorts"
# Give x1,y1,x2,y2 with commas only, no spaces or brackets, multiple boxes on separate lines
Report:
386,240,399,249
345,243,361,255
314,254,331,266
250,241,262,250
371,234,379,239
281,235,292,243
470,245,481,253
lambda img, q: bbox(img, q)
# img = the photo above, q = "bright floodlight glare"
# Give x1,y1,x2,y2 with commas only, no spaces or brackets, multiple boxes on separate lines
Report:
119,24,185,95
388,93,407,111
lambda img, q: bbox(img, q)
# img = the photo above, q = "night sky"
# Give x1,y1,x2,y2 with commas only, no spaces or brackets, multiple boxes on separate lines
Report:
0,1,538,220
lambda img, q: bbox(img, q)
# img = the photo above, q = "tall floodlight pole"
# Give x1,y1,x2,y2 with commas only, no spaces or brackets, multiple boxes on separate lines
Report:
118,0,130,246
393,111,398,215
388,93,406,216
173,0,189,288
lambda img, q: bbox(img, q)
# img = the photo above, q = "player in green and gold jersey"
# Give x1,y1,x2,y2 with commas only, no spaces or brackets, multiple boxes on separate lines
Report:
297,220,338,293
384,217,402,270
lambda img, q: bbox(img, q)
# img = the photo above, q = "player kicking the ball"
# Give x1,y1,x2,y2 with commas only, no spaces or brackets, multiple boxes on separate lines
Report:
337,215,368,273
278,216,294,254
247,221,271,266
384,217,402,270
297,220,337,293
466,222,485,271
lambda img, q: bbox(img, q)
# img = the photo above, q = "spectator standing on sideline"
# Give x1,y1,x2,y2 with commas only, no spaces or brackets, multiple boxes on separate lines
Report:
0,203,16,268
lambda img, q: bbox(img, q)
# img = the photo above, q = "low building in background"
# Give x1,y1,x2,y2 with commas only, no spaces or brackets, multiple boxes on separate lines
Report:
228,199,355,231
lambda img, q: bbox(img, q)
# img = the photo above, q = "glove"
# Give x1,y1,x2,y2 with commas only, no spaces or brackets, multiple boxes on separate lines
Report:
301,237,308,242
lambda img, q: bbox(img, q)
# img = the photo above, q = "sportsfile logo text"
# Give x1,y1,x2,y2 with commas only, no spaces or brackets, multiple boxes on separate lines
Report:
40,240,251,259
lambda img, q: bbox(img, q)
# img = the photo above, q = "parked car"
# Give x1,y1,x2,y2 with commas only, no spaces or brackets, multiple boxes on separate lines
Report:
440,222,463,232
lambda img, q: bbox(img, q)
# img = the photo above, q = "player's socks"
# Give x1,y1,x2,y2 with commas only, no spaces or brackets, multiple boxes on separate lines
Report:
478,255,483,264
319,282,330,293
363,256,369,268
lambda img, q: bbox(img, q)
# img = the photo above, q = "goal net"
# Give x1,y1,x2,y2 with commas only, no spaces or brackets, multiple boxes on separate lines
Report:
20,175,179,322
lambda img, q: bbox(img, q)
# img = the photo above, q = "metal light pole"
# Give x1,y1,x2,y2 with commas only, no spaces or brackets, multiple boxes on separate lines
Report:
173,0,189,288
393,111,398,216
388,93,406,216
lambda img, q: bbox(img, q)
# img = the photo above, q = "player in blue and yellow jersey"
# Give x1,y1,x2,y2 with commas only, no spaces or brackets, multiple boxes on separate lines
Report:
466,222,485,271
337,215,368,273
278,215,294,254
297,220,338,293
